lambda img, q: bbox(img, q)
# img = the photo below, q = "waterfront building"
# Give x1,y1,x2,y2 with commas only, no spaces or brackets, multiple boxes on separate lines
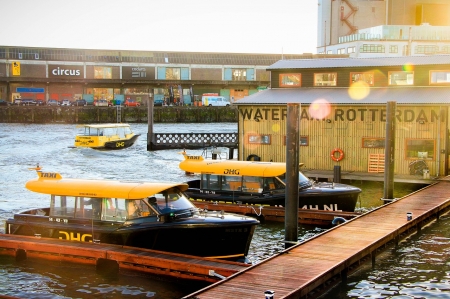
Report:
0,46,345,105
235,55,450,177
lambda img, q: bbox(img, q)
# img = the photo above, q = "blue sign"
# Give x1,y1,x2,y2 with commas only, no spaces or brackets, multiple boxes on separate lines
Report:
16,87,45,93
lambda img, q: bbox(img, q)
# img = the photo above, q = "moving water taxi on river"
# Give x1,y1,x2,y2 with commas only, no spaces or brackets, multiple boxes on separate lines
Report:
74,123,140,149
179,153,361,212
5,168,259,261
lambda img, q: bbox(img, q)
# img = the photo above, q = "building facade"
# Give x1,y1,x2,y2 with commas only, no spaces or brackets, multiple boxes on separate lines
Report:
317,0,450,57
0,46,339,106
235,55,450,177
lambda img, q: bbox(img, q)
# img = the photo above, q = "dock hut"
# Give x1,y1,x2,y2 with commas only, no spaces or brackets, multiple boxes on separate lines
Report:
234,56,450,178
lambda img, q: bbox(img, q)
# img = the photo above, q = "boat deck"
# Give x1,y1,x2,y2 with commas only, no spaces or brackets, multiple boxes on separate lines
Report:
183,180,450,298
0,234,249,283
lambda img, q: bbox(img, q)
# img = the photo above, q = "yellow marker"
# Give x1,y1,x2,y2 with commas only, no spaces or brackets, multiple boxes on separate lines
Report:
12,61,20,76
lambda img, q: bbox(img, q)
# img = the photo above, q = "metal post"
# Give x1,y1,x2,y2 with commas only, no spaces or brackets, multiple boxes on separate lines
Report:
285,103,300,249
333,165,341,183
147,89,154,151
383,101,396,202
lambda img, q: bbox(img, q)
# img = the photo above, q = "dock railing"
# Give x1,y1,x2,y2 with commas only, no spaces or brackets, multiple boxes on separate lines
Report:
150,132,238,150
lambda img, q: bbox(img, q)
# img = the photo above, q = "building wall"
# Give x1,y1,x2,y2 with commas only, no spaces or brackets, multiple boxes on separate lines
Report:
238,104,448,176
271,65,436,88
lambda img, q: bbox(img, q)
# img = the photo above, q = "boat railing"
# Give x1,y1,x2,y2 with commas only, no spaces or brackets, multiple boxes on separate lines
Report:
151,133,237,150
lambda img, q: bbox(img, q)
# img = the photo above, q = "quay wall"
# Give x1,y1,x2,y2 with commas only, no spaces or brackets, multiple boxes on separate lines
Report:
0,106,238,124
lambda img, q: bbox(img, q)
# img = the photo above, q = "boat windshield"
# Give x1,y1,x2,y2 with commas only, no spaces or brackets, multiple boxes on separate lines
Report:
148,188,195,215
277,172,312,189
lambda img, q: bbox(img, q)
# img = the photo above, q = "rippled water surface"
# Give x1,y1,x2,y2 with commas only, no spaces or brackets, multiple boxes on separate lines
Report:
0,123,448,298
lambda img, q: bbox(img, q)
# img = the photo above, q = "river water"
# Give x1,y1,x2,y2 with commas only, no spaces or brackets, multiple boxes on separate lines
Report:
0,123,448,298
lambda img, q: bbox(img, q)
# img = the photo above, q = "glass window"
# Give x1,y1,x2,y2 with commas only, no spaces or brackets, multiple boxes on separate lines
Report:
166,67,181,80
389,45,398,53
350,72,374,86
248,135,271,144
360,44,385,53
232,68,247,81
347,47,355,53
405,139,435,160
94,67,112,79
415,45,438,54
430,70,450,85
388,71,414,85
279,73,301,87
314,73,337,86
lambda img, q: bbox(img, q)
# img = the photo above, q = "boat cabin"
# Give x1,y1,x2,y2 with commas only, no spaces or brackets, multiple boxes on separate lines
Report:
180,154,309,195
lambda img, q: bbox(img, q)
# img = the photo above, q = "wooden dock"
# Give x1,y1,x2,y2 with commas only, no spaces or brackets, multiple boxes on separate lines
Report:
183,180,450,299
0,234,249,283
192,201,358,226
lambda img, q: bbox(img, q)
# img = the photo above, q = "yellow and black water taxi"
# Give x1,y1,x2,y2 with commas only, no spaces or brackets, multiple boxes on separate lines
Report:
74,123,140,149
179,153,361,212
5,168,259,261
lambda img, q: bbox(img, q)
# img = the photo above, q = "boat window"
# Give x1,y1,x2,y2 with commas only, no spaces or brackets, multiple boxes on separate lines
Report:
101,198,128,221
242,176,263,193
262,177,281,191
124,127,132,135
221,176,241,191
277,172,312,189
125,199,155,219
76,198,102,220
103,128,117,136
117,127,126,138
50,195,76,218
201,174,221,190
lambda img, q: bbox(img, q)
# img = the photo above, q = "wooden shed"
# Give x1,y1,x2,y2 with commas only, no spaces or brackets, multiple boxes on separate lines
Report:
234,56,450,177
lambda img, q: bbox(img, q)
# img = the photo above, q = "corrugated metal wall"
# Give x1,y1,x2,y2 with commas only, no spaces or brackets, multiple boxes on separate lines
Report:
238,104,448,176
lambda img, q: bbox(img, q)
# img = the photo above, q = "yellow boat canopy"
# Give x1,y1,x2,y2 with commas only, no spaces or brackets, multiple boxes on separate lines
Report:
179,153,304,177
26,171,188,199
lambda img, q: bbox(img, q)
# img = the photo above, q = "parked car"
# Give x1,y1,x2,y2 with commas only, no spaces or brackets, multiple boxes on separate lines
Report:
36,100,45,106
60,99,71,106
0,99,10,106
154,99,164,106
72,99,87,106
47,99,60,106
94,99,109,107
12,99,21,105
124,99,141,107
21,99,37,106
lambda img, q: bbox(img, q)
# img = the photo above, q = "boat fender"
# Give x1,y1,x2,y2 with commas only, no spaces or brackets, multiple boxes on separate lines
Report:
332,217,347,226
330,148,344,162
247,154,261,161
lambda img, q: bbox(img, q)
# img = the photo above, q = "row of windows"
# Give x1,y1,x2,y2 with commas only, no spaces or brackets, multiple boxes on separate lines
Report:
0,47,300,65
331,44,450,55
249,135,435,160
279,70,450,87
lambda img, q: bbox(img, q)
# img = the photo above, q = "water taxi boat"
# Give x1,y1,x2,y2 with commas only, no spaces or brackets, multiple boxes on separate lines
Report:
179,153,361,212
5,168,259,261
74,123,140,149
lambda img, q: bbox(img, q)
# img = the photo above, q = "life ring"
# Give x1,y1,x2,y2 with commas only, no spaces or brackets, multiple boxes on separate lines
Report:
247,154,261,161
330,148,344,162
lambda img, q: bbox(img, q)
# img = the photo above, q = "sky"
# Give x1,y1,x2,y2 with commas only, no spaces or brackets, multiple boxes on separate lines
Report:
0,0,318,54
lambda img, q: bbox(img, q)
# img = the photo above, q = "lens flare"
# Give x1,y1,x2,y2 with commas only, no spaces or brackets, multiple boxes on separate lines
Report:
272,123,280,132
348,81,370,100
402,64,414,72
309,99,331,120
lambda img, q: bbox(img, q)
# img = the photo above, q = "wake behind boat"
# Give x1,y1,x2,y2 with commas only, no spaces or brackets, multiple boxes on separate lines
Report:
5,168,259,261
74,123,139,149
179,152,361,212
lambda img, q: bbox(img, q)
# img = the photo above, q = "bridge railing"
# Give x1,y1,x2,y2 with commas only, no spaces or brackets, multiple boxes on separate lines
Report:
150,132,238,150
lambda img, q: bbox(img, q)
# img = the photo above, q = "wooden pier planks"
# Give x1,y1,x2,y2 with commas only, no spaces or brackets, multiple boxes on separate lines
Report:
0,234,249,283
184,181,450,298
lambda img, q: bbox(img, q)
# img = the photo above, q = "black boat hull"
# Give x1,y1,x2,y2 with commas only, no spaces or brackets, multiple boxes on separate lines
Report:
5,210,258,260
185,180,360,212
103,134,140,149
